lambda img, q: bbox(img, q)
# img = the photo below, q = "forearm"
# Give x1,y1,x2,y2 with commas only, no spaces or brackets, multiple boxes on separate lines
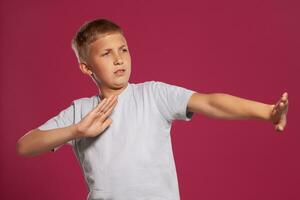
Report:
17,124,81,157
207,93,274,120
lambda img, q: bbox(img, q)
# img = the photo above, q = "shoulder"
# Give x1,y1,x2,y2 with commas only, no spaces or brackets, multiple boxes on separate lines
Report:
68,95,99,122
130,81,186,97
71,95,99,108
132,80,169,90
129,81,163,96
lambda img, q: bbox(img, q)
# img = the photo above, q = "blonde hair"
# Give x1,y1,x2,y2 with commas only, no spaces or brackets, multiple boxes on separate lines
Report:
71,18,124,63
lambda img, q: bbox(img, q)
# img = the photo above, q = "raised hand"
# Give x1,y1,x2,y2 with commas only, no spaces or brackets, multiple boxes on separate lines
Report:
75,95,118,138
270,92,289,132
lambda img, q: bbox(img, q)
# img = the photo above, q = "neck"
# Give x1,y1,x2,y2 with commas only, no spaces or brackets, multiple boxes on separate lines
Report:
98,83,129,100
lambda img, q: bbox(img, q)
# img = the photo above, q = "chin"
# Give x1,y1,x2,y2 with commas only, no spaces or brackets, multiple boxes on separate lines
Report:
113,80,128,89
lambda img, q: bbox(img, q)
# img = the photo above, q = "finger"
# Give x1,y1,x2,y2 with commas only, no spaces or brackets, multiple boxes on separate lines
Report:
276,125,284,132
93,98,107,113
96,95,114,113
276,121,286,132
276,121,285,131
99,99,118,120
274,99,281,111
272,104,285,125
282,96,289,108
276,116,286,131
103,98,118,116
282,94,288,101
275,113,287,131
280,97,288,106
275,96,288,112
101,118,113,129
276,92,288,107
280,93,289,107
279,101,288,113
282,92,288,98
99,95,117,114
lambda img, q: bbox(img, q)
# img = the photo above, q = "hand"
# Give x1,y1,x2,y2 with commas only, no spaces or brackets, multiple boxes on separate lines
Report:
270,92,289,132
75,95,118,138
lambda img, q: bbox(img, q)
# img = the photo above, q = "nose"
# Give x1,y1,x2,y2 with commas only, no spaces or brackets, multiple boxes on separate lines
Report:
113,53,123,65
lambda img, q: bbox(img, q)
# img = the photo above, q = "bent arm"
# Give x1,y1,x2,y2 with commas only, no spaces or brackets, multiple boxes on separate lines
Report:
17,124,81,157
187,92,274,121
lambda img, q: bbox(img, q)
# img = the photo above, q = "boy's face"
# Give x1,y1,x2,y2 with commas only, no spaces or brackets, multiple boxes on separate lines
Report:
81,32,131,90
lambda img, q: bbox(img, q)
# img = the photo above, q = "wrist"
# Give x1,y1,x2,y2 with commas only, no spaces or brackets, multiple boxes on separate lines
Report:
70,124,83,139
267,104,275,122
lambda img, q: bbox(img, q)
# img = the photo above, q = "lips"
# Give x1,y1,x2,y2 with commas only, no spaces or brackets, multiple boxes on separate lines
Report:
114,69,126,76
114,69,125,73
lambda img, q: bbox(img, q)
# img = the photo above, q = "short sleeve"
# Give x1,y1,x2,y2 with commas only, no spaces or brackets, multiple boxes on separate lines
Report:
37,102,75,152
151,81,196,122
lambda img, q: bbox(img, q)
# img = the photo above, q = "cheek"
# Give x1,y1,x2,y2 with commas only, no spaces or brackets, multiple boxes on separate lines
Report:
96,67,112,77
126,52,131,60
125,54,131,65
90,59,109,71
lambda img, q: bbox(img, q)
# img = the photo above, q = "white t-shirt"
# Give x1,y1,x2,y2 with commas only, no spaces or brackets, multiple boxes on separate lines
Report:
38,81,196,200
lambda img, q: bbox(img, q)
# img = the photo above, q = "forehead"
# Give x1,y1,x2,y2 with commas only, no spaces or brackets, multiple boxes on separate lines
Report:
89,33,128,51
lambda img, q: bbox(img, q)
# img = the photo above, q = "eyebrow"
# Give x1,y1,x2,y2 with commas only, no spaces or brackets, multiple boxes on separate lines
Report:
103,44,127,51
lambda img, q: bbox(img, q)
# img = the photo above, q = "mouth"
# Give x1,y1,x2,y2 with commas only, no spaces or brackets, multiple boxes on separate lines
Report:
114,69,126,76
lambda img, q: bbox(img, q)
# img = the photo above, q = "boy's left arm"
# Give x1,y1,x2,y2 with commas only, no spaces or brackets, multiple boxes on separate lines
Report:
187,92,289,132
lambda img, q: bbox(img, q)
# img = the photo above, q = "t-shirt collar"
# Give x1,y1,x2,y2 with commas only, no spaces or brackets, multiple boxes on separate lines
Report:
97,82,131,102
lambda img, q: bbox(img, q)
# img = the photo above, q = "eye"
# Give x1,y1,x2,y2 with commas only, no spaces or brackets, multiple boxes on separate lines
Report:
102,52,109,56
122,48,128,52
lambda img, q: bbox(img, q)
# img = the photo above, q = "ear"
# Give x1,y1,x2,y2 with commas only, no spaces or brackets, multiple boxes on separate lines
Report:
79,62,93,76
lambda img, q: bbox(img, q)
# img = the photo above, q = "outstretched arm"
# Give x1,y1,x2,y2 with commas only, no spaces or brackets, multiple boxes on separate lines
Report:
187,92,289,132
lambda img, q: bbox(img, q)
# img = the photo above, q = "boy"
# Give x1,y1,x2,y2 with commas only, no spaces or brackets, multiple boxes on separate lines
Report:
17,18,289,200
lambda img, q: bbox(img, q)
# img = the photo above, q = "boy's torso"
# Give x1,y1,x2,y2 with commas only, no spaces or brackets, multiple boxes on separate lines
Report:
38,80,195,200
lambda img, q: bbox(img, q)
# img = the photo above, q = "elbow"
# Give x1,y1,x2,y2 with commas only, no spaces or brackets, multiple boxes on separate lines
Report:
16,137,35,157
16,141,40,157
16,129,42,157
17,129,56,156
16,139,27,157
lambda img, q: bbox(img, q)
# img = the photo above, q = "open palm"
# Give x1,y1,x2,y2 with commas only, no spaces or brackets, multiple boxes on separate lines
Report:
270,92,289,132
76,95,118,137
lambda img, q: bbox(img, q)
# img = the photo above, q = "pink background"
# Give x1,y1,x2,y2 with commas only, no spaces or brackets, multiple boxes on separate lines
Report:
1,0,299,199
